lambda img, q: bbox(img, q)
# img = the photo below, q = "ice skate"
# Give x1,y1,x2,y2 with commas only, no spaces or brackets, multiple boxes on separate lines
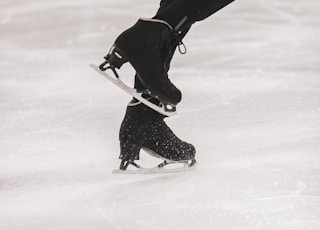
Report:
113,98,197,174
98,18,182,108
90,16,190,116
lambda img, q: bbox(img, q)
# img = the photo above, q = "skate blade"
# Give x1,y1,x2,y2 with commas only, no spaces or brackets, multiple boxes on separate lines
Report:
90,64,177,117
112,161,198,174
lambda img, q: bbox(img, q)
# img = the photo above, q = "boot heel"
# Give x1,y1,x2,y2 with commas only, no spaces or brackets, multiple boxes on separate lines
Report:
119,142,141,161
104,44,128,69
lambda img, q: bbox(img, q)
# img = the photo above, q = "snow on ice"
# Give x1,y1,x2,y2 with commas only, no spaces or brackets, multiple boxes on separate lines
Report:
0,0,320,229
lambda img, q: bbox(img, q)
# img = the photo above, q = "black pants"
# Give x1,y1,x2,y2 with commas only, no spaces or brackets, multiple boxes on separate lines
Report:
158,0,235,23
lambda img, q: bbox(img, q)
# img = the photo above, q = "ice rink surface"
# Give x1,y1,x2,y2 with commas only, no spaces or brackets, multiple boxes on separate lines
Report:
1,0,320,229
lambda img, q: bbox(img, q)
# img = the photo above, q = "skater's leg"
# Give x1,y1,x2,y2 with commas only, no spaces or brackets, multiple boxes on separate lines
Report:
103,0,235,106
158,0,174,10
155,0,235,33
180,0,235,22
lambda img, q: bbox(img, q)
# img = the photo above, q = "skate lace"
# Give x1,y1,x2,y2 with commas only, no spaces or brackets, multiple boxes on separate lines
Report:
158,30,187,72
177,41,187,55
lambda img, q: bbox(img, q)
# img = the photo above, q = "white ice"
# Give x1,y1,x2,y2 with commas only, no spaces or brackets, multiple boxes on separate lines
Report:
1,0,320,229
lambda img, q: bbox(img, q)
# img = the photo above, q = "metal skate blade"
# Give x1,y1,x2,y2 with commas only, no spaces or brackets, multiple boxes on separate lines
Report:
90,64,177,117
112,161,197,174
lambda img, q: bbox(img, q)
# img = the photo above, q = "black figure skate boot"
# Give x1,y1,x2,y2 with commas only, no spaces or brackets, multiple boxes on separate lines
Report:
100,18,182,108
117,98,196,172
